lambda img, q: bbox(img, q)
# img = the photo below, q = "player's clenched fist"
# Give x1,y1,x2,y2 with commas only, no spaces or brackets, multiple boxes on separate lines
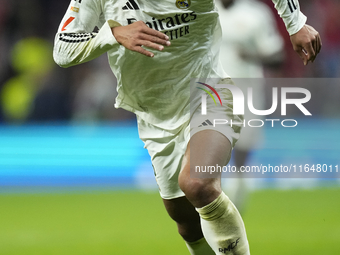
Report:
290,24,322,66
111,21,171,57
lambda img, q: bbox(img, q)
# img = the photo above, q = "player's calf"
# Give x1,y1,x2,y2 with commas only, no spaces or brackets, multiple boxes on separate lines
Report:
162,196,203,242
162,197,215,255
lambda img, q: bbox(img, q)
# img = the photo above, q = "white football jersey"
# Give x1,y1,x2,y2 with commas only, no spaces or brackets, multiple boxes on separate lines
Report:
54,0,226,129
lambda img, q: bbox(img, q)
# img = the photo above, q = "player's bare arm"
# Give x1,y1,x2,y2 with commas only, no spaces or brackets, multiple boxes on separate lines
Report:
111,21,171,58
290,24,322,65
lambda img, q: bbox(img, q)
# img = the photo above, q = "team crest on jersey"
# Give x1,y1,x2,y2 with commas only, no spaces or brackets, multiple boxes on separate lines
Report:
176,0,191,9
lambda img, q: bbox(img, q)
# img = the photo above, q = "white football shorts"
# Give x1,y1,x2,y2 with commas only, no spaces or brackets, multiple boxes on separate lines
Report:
137,78,243,200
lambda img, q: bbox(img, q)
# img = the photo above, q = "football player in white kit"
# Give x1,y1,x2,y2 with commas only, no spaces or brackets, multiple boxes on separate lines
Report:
54,0,321,254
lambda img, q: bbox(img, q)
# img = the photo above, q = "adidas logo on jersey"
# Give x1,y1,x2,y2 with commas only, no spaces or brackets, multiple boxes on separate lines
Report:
198,119,213,127
122,0,140,10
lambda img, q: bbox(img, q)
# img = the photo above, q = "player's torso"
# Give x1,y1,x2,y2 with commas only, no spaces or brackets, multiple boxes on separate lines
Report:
99,0,223,124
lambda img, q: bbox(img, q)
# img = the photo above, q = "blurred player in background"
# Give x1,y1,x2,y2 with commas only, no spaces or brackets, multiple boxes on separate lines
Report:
217,0,285,213
53,0,321,254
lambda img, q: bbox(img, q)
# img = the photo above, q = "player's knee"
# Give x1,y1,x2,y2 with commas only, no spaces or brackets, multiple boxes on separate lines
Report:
179,163,221,207
179,177,203,198
179,175,218,203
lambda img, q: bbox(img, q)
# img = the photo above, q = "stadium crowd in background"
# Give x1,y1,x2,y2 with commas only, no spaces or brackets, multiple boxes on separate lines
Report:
0,0,339,124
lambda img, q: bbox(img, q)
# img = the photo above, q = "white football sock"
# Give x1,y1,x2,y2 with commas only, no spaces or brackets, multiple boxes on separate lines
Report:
196,192,250,255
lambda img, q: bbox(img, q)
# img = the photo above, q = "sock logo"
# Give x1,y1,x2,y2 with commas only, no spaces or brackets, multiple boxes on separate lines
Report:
219,238,240,253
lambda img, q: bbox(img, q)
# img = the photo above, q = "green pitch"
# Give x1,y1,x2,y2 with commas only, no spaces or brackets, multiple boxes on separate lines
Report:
1,188,339,255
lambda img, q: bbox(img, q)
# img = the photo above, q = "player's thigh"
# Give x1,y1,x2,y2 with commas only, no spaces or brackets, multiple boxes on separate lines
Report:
178,130,232,207
184,129,232,171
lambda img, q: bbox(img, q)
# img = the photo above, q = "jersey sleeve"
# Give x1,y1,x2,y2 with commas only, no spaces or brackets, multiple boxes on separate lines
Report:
53,0,122,68
271,0,307,35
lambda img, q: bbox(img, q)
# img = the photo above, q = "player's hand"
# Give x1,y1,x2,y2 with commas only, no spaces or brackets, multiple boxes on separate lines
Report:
290,24,322,65
111,21,170,57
